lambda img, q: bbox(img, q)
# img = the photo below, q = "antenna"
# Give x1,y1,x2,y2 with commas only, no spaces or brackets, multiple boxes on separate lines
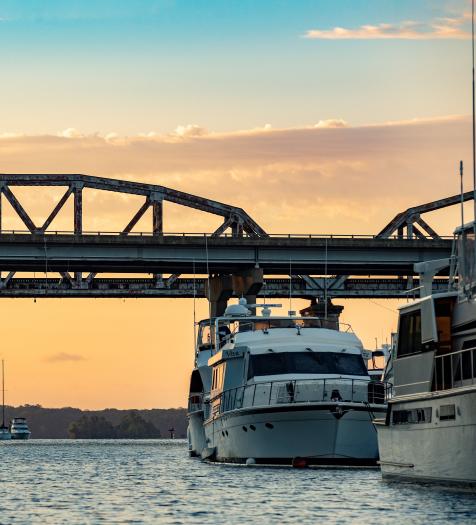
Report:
288,258,293,315
461,161,465,230
2,360,5,429
205,235,213,344
472,0,476,222
192,258,197,355
324,238,328,320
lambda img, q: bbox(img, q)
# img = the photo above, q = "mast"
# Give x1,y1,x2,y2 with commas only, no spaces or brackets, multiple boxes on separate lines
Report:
2,360,5,428
473,0,476,222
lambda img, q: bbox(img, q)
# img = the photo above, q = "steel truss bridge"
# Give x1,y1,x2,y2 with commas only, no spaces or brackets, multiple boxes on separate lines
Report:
0,174,467,310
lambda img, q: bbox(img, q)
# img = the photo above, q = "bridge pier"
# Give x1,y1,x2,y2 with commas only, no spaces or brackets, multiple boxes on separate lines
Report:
300,298,344,326
232,268,263,314
205,275,234,318
205,268,264,317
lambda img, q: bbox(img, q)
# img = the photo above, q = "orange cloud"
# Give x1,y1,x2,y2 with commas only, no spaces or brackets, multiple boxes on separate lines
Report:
0,115,470,235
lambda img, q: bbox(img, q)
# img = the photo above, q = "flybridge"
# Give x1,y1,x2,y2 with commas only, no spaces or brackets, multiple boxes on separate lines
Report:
0,174,463,306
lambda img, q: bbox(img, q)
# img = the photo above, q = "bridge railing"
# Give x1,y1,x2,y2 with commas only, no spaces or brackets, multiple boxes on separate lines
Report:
205,377,391,419
433,347,476,391
0,229,454,240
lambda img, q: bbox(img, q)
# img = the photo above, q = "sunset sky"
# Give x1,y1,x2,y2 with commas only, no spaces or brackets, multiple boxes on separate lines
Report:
0,0,474,409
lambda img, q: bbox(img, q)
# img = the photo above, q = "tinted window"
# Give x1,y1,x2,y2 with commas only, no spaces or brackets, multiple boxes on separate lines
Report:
397,311,422,357
247,352,368,379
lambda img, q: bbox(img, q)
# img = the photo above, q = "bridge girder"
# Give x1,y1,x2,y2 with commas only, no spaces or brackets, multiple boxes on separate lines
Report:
0,276,450,299
0,174,466,302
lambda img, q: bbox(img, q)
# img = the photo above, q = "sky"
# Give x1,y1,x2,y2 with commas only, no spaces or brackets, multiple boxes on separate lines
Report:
0,0,474,409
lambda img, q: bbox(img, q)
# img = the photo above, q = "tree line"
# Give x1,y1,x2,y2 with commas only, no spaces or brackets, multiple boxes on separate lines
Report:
3,405,187,439
69,412,162,439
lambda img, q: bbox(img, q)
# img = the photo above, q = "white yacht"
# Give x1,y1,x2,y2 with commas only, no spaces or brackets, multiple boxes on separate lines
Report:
0,360,11,441
188,300,389,465
376,225,476,487
10,417,31,440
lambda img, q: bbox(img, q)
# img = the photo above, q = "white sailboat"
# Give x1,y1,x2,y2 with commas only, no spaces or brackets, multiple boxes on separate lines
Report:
0,360,11,441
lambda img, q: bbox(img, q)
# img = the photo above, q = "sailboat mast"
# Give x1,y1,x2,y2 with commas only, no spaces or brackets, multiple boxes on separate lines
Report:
2,360,5,428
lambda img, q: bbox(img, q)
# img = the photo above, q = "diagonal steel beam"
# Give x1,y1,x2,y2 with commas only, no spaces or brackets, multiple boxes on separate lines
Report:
85,272,96,285
1,186,37,232
328,275,349,290
166,274,180,287
0,271,15,289
212,217,233,237
411,225,427,240
60,271,74,287
40,186,74,232
121,199,150,235
415,217,441,240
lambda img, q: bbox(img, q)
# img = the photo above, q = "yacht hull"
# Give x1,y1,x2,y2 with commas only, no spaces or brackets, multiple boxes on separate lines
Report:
188,410,207,457
204,403,385,465
11,432,30,440
377,388,476,487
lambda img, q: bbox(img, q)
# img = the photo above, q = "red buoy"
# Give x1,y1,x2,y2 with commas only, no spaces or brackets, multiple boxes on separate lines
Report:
292,457,309,468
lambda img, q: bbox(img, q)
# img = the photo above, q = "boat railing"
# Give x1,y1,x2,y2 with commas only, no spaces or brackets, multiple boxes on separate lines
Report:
208,377,392,418
433,346,476,391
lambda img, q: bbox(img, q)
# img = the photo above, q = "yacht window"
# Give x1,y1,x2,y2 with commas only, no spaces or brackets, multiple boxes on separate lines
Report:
397,310,422,357
247,352,368,379
435,299,453,356
392,407,432,425
462,339,476,350
212,363,226,390
439,404,455,421
189,370,203,393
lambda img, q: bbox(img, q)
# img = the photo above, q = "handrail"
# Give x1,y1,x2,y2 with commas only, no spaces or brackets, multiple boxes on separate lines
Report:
194,377,392,419
433,346,476,391
0,229,454,240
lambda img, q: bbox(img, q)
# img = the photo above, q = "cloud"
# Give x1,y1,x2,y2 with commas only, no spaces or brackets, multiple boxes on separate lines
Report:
45,352,86,363
58,128,84,139
173,124,208,138
304,14,471,40
0,115,471,236
314,119,348,128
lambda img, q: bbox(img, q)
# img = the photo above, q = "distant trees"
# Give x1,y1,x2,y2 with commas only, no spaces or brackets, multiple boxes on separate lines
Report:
68,411,162,439
5,405,186,438
69,415,116,439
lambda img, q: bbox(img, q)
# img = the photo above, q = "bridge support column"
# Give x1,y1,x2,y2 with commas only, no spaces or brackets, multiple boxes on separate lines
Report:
206,274,234,318
300,298,344,326
232,268,263,314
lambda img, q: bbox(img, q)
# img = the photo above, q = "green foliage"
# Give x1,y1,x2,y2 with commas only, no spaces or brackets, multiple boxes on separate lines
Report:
69,415,116,439
115,411,161,439
68,411,161,439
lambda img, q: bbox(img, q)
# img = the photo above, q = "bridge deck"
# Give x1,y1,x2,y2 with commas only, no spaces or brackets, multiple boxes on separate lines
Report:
0,233,452,276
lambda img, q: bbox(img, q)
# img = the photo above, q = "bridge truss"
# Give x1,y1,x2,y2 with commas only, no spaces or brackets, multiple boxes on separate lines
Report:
0,174,462,307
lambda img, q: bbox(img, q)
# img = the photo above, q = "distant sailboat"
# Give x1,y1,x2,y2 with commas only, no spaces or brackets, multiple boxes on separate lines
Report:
0,360,11,440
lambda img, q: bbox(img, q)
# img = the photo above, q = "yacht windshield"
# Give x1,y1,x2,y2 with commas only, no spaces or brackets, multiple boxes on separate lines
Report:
247,352,368,379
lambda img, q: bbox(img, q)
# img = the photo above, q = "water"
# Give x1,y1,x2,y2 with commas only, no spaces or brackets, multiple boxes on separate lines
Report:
0,440,474,524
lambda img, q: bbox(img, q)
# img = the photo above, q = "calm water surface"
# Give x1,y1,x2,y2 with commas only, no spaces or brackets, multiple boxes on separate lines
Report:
0,440,474,524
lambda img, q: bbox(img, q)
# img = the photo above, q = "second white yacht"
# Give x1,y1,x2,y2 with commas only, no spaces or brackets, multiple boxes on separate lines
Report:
10,418,31,440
